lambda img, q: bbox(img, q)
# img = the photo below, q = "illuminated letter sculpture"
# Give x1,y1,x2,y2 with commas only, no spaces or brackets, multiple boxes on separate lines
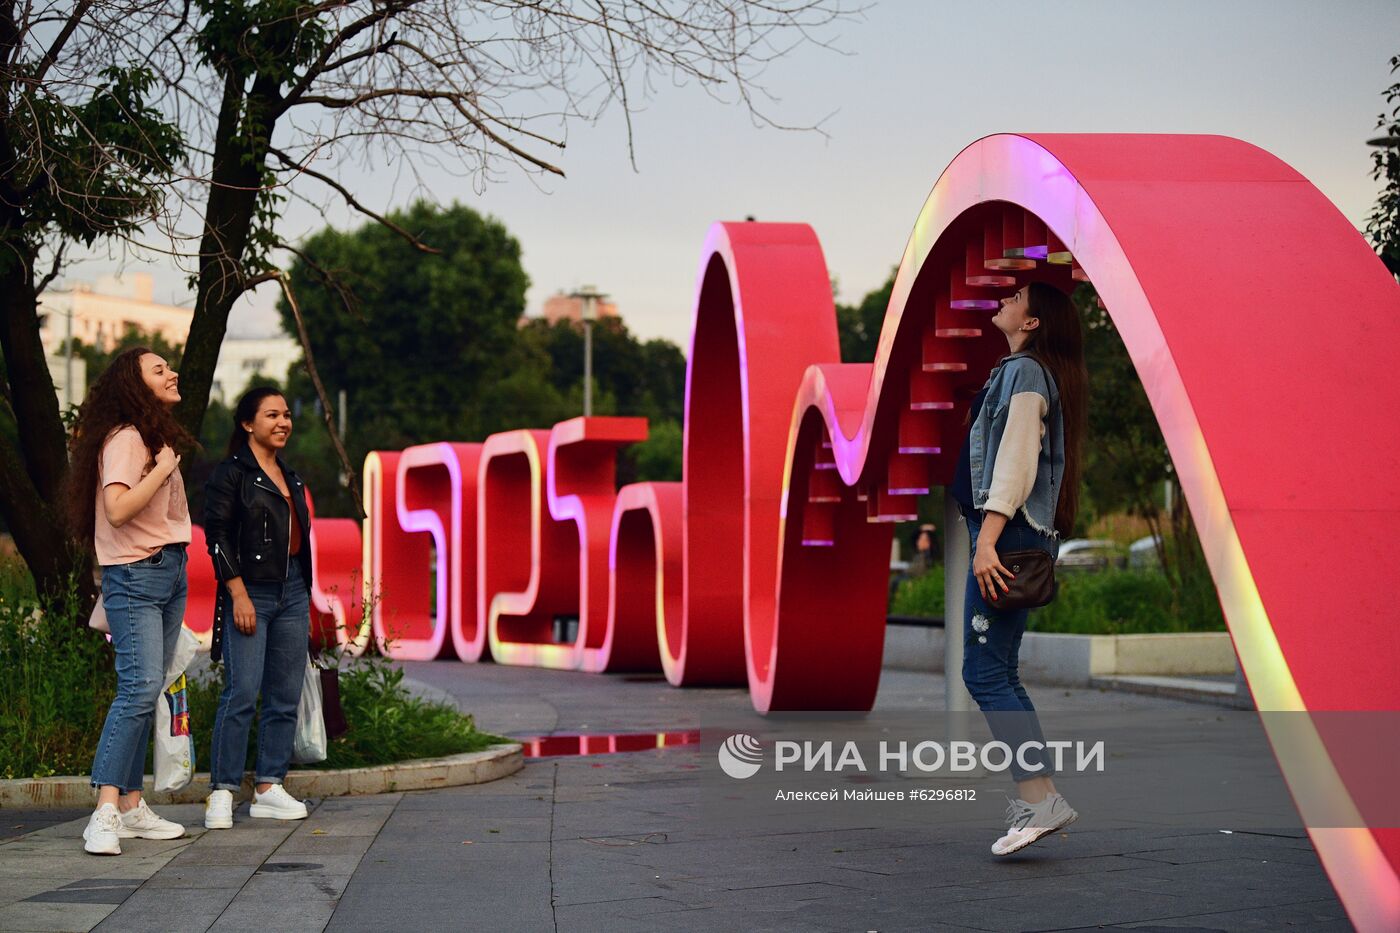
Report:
363,450,434,657
546,417,649,671
607,481,678,677
393,443,483,661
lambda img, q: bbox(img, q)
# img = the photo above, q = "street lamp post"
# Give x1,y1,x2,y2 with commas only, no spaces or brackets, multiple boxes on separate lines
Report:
571,285,606,417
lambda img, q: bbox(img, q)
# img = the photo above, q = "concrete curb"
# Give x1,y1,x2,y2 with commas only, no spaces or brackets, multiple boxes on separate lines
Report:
0,742,523,810
883,625,1237,684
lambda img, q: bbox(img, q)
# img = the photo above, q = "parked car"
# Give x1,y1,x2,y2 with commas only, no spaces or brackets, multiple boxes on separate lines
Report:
1055,538,1124,572
1128,534,1164,570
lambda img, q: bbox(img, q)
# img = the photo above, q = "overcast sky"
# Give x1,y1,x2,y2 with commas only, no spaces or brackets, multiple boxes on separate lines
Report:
67,0,1400,351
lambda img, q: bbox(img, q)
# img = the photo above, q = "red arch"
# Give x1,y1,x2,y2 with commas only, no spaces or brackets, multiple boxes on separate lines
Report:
683,134,1400,928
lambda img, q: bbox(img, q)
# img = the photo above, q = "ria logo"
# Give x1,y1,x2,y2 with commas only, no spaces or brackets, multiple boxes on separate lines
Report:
717,733,764,779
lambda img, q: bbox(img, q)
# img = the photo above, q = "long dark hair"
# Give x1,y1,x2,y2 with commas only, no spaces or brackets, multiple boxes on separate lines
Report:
66,347,198,546
227,386,288,456
1023,282,1088,536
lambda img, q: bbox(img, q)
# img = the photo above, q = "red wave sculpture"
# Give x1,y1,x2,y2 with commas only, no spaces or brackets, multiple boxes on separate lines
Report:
690,133,1397,929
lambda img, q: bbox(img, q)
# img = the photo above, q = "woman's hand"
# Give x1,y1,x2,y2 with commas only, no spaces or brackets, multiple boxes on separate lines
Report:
232,592,257,635
154,444,180,477
973,541,1015,603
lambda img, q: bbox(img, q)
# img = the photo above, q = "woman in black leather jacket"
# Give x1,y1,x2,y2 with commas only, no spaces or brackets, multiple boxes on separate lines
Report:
202,387,314,830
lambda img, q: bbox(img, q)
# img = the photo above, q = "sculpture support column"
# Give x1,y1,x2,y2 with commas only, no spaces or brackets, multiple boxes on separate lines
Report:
943,490,973,721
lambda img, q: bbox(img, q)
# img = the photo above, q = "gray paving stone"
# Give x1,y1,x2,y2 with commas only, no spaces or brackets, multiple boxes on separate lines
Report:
19,663,1351,931
139,863,256,888
0,901,116,932
207,876,344,932
92,884,238,932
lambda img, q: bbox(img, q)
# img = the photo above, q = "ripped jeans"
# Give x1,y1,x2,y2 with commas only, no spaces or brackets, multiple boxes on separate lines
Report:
960,509,1059,782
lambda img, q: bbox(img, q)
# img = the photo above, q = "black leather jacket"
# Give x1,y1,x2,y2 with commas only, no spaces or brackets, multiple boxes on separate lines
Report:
203,448,314,624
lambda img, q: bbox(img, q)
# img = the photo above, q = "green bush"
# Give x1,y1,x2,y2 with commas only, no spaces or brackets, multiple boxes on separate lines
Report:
0,564,115,779
187,657,503,772
1034,569,1224,635
890,564,946,617
0,557,500,780
888,559,1226,636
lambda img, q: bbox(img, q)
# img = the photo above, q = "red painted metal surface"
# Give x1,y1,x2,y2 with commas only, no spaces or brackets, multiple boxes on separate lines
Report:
547,417,650,672
184,524,215,640
364,451,434,658
306,488,363,653
477,429,580,668
519,731,701,758
608,482,679,676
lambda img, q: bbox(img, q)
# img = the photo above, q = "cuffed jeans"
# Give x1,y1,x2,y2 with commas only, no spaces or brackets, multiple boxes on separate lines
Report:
960,510,1059,782
91,545,188,792
209,561,310,791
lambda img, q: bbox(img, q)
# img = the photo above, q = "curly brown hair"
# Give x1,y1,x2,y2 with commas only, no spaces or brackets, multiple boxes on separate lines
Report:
65,347,198,548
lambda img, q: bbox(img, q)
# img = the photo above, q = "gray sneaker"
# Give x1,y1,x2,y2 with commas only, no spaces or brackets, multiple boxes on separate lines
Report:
991,793,1078,856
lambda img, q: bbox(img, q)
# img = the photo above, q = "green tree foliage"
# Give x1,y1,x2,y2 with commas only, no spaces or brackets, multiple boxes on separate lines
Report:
0,4,186,604
66,326,184,391
275,201,536,512
1367,54,1400,276
835,269,896,363
1076,285,1220,625
276,203,687,515
518,317,686,484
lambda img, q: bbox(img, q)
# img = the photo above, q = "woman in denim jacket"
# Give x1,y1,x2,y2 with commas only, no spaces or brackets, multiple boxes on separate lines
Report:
950,281,1088,856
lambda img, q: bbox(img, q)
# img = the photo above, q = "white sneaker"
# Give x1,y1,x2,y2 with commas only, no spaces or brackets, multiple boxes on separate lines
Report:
991,793,1078,856
117,800,185,839
249,784,308,821
205,789,234,830
83,804,122,855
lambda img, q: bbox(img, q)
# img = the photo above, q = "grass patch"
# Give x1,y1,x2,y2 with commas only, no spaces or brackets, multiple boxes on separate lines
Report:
0,556,502,780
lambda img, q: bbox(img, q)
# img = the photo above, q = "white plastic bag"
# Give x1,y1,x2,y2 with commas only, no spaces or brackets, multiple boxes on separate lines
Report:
292,656,327,764
154,626,200,792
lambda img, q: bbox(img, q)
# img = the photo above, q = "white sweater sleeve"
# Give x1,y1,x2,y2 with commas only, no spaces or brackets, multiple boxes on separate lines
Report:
983,392,1048,520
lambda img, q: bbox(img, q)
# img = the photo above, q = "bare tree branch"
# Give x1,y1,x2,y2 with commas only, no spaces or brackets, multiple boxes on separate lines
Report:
268,145,441,254
277,270,364,519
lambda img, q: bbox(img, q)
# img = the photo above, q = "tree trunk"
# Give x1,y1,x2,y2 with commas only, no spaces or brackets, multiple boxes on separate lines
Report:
173,74,280,451
0,250,91,611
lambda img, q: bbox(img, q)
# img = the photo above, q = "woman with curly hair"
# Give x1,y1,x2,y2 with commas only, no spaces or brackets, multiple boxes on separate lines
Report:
67,347,197,855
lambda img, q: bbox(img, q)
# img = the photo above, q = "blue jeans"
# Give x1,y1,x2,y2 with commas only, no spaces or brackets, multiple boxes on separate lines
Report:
209,562,310,790
91,545,189,791
960,511,1059,782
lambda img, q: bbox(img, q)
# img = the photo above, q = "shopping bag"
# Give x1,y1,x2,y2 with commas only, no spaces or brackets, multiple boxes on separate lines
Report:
292,656,327,764
87,593,110,634
320,665,348,741
154,626,200,792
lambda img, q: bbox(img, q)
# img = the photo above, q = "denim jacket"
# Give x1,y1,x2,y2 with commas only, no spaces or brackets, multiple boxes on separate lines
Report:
967,352,1064,538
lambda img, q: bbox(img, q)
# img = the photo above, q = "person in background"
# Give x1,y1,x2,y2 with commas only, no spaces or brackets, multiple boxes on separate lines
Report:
909,523,937,577
67,348,195,855
202,387,314,829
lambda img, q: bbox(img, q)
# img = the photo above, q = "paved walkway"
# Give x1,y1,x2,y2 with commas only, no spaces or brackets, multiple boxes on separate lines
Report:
0,666,1351,932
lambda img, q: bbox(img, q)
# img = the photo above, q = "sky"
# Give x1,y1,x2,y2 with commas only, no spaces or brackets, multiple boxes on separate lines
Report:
65,0,1400,351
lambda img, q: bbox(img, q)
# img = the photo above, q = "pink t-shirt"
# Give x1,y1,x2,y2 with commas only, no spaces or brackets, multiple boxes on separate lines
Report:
93,426,192,566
